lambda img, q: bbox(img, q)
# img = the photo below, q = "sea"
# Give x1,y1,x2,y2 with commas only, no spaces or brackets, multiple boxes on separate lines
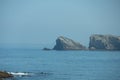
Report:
0,48,120,80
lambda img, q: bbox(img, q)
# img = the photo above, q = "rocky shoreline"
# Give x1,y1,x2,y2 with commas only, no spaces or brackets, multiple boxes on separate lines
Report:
43,34,120,50
0,71,13,79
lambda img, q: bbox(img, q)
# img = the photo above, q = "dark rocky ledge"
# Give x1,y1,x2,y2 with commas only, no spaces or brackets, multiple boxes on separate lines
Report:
0,71,13,79
43,48,52,51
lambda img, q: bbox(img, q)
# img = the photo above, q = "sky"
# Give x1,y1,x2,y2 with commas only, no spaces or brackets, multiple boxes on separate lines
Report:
0,0,120,47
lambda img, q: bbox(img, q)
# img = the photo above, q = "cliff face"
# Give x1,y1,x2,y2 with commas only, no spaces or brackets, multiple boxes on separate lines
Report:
53,36,86,50
89,34,120,50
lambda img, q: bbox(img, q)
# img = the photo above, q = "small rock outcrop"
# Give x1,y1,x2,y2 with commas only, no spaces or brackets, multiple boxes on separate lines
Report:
43,48,52,51
89,34,120,50
0,71,13,78
53,36,86,50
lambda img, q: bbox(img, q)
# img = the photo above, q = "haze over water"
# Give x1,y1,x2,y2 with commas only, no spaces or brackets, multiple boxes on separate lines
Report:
0,0,120,46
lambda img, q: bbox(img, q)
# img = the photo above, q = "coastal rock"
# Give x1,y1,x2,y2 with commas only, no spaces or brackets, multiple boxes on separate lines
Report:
43,48,52,51
0,71,13,78
89,34,120,50
53,36,86,50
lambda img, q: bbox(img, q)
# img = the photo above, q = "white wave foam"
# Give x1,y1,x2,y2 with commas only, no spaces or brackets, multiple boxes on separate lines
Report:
7,71,51,77
8,72,31,77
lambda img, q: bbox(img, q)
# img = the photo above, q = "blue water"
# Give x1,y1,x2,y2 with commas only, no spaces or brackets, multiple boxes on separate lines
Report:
0,49,120,80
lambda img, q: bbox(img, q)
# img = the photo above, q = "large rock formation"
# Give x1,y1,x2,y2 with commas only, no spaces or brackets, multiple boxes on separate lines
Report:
53,36,86,50
89,34,120,50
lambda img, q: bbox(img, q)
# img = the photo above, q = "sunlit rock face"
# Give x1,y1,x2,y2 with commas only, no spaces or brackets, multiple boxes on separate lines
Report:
89,34,120,50
53,36,86,50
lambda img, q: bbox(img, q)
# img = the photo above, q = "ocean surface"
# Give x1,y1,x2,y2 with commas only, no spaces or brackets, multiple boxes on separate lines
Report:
0,48,120,80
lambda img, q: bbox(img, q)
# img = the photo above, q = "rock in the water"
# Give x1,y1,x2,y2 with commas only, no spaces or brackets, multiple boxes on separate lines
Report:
0,71,13,78
89,34,120,50
43,48,52,51
53,36,86,50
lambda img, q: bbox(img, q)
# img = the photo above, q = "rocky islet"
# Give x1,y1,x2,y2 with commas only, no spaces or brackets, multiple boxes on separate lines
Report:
89,34,120,50
53,36,86,50
44,34,120,50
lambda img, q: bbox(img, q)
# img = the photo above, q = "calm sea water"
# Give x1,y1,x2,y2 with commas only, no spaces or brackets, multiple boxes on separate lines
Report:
0,49,120,80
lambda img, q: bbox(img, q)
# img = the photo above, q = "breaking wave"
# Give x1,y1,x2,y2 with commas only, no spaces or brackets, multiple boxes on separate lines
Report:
8,71,52,77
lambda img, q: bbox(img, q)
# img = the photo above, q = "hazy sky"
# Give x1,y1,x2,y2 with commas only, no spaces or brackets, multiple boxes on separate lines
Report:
0,0,120,46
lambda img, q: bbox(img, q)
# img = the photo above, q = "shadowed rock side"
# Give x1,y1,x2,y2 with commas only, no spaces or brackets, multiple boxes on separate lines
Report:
53,36,86,50
89,34,120,50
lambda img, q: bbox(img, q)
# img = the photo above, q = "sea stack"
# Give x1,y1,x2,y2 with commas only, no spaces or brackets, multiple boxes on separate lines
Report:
89,34,120,50
53,36,86,50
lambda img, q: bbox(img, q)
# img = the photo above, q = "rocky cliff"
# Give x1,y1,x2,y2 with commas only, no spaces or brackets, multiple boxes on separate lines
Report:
53,36,86,50
89,34,120,50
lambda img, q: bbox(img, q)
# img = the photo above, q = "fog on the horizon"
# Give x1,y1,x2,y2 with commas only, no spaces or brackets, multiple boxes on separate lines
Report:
0,0,120,46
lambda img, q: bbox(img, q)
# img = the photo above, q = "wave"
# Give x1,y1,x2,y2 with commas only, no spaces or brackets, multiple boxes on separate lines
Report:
7,71,52,77
8,72,33,77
